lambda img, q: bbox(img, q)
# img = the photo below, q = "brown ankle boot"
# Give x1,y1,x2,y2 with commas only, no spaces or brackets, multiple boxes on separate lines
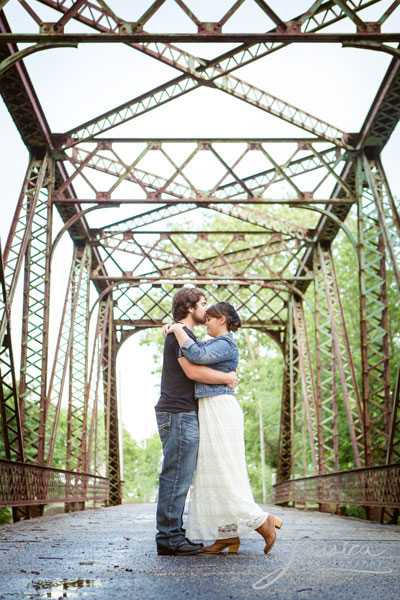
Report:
256,514,283,554
202,537,240,553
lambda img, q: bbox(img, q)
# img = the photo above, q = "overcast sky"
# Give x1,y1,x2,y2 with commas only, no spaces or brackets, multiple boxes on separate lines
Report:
1,0,399,442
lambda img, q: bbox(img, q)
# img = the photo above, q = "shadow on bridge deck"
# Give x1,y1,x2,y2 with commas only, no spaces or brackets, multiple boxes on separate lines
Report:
0,503,399,600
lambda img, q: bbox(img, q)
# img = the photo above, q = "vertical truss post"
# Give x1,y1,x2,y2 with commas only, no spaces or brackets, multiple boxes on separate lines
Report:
85,297,109,477
0,243,30,521
102,295,122,506
0,241,24,462
65,244,91,512
357,155,391,467
277,315,293,483
314,249,339,473
2,158,48,314
363,157,400,292
316,244,364,469
387,362,400,465
18,156,52,479
288,303,304,479
292,295,320,475
289,300,307,479
45,246,78,468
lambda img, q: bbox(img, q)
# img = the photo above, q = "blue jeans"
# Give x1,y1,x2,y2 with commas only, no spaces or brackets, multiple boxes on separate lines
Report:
155,410,199,549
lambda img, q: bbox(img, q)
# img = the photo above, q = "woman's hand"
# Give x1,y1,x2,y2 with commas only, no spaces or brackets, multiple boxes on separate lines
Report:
162,322,185,339
162,323,173,339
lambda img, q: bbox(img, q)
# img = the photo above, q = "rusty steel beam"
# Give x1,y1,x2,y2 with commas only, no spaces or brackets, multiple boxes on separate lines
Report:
357,53,400,153
0,12,52,152
288,300,308,478
357,156,392,467
363,157,400,292
25,1,388,149
58,197,354,205
0,16,111,299
61,76,348,148
45,246,79,468
85,297,110,475
64,141,352,208
0,242,24,464
317,244,364,468
102,297,121,506
313,251,340,474
34,0,383,79
2,33,400,44
18,156,52,471
276,316,294,483
66,245,91,475
294,54,400,290
387,362,400,464
2,158,48,340
292,296,321,474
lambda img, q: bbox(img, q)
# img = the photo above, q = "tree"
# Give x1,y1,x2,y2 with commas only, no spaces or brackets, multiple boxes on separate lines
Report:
122,427,162,502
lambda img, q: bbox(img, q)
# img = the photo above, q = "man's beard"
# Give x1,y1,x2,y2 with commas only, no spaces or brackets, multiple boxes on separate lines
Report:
192,311,206,325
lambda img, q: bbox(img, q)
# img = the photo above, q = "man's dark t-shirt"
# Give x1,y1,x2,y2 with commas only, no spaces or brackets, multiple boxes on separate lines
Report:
155,326,198,413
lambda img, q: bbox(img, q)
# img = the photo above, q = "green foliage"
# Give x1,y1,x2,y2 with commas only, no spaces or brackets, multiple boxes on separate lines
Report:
122,427,162,502
50,407,69,470
0,507,12,524
343,505,366,519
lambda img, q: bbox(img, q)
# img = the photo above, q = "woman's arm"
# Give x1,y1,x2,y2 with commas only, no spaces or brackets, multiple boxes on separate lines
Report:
170,323,236,365
170,323,190,346
180,338,235,365
171,325,235,366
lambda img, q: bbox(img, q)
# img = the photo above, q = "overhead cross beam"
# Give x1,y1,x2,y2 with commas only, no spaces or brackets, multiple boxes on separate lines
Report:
24,0,365,147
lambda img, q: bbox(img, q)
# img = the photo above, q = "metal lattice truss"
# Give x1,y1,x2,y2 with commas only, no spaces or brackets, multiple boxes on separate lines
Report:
0,0,400,516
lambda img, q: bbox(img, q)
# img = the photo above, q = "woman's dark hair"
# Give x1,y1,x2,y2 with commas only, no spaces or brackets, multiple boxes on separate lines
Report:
172,287,206,321
206,302,242,332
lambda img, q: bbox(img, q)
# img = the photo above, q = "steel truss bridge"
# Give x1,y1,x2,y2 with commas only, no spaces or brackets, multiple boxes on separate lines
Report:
0,0,399,523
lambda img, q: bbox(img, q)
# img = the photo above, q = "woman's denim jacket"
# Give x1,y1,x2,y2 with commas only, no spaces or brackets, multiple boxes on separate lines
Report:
180,333,238,398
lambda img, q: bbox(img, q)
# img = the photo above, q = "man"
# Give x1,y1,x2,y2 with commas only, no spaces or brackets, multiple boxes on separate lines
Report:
155,287,238,556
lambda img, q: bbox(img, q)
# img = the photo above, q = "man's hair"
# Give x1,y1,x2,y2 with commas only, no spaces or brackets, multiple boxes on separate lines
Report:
172,287,206,321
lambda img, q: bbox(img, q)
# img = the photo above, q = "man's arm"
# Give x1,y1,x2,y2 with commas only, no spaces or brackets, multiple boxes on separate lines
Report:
178,357,238,389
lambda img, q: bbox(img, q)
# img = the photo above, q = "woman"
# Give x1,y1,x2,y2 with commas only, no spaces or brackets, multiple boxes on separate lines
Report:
168,301,282,554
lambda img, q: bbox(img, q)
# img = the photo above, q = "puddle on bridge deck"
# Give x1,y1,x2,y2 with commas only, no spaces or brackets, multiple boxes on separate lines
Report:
25,578,102,599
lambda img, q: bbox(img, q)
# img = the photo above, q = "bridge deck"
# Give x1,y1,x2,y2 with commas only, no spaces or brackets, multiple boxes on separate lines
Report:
1,503,399,599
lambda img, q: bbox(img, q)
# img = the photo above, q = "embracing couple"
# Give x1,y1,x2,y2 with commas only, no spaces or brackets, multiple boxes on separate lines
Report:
154,287,282,556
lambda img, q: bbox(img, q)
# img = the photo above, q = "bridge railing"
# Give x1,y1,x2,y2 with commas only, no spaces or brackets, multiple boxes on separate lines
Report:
0,459,109,506
273,463,400,508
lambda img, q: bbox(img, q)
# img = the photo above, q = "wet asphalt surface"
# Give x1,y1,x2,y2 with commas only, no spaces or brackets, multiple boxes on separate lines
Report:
0,502,399,600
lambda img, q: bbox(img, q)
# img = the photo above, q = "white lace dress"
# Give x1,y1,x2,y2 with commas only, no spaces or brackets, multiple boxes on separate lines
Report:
185,393,268,541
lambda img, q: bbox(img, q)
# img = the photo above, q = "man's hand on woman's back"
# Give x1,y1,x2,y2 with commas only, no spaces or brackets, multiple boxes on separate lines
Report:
226,371,238,389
